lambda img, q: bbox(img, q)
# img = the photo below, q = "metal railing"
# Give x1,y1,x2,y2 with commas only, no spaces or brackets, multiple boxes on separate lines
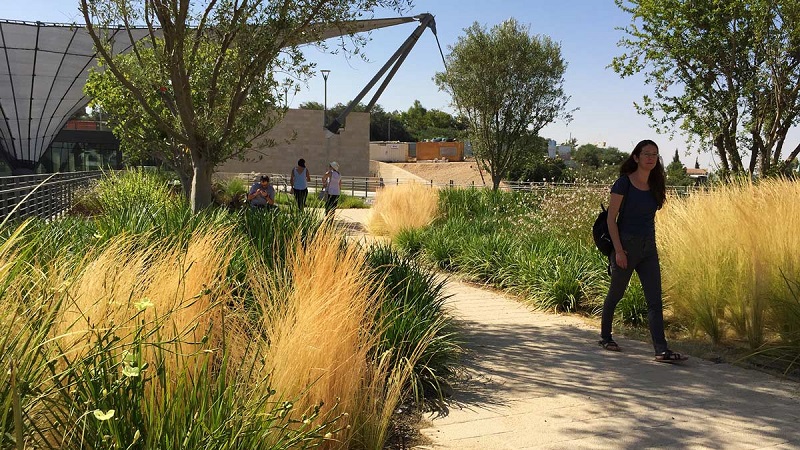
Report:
0,171,104,224
264,173,702,200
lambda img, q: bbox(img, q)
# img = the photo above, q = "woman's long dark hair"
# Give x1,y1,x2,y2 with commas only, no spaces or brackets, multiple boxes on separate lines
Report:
620,139,666,208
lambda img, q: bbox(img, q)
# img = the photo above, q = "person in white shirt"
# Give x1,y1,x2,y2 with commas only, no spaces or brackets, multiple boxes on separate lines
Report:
321,161,342,215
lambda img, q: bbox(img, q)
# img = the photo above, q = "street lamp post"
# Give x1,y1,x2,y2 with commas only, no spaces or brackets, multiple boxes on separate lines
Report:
320,69,330,128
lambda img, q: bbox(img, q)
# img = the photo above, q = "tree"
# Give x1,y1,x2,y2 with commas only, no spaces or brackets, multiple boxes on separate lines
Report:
435,19,572,190
370,106,415,142
301,99,464,142
85,47,194,199
507,134,571,182
666,149,693,186
613,0,800,177
569,143,627,182
572,143,603,168
80,0,411,212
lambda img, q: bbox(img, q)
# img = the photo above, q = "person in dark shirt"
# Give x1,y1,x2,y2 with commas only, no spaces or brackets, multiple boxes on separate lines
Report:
247,175,276,209
599,139,688,363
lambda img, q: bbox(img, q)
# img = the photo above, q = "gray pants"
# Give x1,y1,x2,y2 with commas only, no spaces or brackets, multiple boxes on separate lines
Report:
601,234,668,354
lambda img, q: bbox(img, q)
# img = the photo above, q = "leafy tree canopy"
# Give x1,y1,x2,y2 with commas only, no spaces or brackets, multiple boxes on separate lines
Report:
435,18,572,189
613,0,800,177
81,0,413,212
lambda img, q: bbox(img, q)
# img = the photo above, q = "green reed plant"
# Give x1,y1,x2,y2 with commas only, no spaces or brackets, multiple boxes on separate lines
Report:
238,207,324,269
455,232,519,289
420,220,466,271
393,228,427,258
74,168,180,217
614,277,648,327
524,243,605,313
213,176,248,209
365,244,461,401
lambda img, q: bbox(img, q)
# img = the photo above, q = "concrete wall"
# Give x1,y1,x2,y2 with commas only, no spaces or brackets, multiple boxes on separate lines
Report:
217,108,370,178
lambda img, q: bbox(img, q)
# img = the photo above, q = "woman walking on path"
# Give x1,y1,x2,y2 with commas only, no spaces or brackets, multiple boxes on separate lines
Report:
290,158,311,211
322,161,342,216
599,139,687,363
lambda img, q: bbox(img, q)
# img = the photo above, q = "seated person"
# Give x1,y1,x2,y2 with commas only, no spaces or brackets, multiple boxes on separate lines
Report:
247,175,276,209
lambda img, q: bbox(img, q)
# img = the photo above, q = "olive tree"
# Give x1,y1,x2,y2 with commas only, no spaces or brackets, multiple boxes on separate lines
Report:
613,0,800,177
435,19,572,189
80,0,412,211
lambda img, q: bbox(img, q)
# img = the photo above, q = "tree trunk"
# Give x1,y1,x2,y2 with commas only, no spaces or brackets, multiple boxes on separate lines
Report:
714,134,730,173
191,158,214,213
785,142,800,167
177,170,192,201
491,173,502,191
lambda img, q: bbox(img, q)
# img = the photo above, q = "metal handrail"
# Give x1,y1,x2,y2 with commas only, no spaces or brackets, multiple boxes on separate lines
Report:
0,171,104,224
262,173,702,199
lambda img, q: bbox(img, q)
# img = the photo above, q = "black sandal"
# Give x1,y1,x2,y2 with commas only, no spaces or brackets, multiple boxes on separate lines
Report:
654,350,688,363
599,338,621,352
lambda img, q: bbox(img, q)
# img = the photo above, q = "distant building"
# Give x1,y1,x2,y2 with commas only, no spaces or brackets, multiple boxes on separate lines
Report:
686,168,709,183
547,140,572,160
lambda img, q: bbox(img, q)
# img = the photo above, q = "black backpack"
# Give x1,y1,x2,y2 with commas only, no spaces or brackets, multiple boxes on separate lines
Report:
592,178,630,256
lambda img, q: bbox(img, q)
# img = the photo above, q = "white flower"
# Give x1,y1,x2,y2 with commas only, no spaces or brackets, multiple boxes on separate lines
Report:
122,364,140,378
93,409,115,421
134,298,153,311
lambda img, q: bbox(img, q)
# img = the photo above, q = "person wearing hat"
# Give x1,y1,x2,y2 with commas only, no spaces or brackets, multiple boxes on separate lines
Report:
322,161,342,215
290,158,311,211
247,175,276,209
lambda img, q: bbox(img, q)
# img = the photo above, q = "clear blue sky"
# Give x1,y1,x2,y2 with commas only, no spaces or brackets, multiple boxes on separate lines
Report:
4,0,774,170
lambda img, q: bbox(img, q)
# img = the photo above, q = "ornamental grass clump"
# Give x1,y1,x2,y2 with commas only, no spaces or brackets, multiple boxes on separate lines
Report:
367,183,438,238
1,168,463,449
365,244,461,401
658,177,800,349
249,223,378,448
0,224,335,449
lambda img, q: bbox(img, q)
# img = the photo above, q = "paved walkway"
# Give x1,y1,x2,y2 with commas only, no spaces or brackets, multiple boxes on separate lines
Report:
335,210,800,449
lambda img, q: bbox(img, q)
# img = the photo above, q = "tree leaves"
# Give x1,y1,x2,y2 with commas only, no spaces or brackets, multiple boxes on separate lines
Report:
435,19,572,189
614,0,800,176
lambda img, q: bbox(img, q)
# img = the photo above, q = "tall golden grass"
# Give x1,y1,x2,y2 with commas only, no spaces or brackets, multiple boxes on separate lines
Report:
658,178,800,348
248,224,428,449
367,183,439,238
55,230,236,372
248,224,376,447
1,217,436,448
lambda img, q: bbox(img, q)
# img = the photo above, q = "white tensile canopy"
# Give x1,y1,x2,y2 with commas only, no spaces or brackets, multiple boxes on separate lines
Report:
0,16,417,171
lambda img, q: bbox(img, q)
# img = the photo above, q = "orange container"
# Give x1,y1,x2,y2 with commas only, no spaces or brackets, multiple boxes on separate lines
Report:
415,141,464,161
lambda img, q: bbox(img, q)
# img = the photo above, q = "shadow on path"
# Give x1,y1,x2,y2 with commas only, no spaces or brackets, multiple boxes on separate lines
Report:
422,281,800,449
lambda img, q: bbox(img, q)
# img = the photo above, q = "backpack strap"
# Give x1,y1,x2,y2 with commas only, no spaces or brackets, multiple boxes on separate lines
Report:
617,175,632,227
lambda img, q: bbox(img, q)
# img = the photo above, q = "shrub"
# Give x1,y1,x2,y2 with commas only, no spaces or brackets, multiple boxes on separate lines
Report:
615,277,649,327
525,244,605,313
393,227,427,258
365,244,461,401
367,184,438,238
213,176,248,209
0,226,336,449
0,169,457,449
455,232,519,288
